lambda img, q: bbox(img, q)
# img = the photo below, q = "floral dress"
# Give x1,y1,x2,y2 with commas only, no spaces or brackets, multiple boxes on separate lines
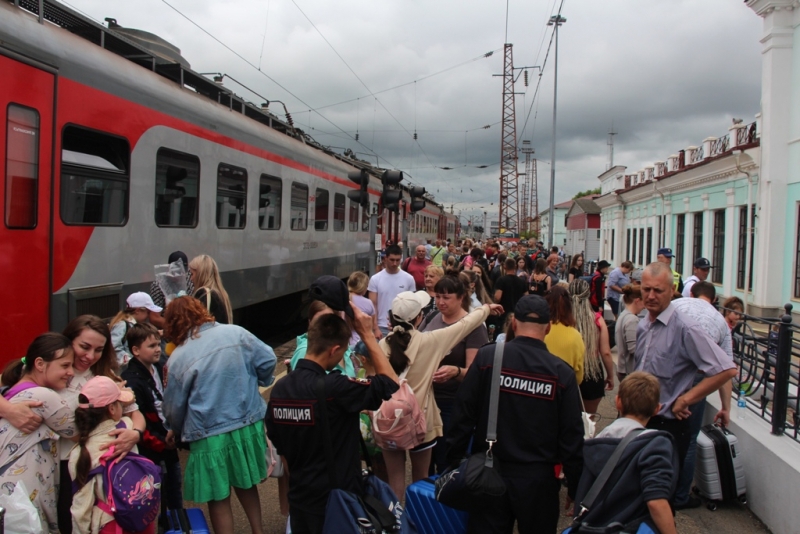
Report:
0,386,76,533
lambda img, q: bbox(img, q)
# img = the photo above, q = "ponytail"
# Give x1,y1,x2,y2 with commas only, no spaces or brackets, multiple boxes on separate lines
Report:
1,333,71,387
73,394,110,488
385,317,414,375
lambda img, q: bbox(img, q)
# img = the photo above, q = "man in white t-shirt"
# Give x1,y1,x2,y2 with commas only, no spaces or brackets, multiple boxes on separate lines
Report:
368,244,416,337
681,257,713,298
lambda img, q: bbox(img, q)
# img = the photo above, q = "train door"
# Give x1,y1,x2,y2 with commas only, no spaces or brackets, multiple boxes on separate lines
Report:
0,53,55,361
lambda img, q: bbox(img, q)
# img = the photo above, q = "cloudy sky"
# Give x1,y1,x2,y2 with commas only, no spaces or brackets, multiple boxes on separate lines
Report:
65,0,762,224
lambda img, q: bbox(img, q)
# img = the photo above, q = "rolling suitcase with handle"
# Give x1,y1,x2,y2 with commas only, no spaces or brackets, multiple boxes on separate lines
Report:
693,424,747,510
405,475,467,534
165,508,211,534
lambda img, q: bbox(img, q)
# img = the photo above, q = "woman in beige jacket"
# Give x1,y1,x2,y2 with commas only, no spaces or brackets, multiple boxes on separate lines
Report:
378,291,502,499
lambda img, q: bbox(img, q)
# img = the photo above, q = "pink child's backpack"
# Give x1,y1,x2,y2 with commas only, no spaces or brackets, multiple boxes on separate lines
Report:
371,369,426,451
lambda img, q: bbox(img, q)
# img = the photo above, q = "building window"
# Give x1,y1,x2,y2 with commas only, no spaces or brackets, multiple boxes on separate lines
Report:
5,105,39,228
258,174,281,230
61,125,129,226
711,210,725,283
314,188,329,231
290,182,308,230
638,228,644,265
349,199,359,231
646,227,653,265
692,212,703,261
333,193,345,232
216,163,247,229
675,214,685,273
155,148,199,227
626,229,631,260
610,229,615,261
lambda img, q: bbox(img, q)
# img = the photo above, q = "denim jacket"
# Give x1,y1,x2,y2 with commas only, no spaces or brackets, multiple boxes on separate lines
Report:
164,322,276,442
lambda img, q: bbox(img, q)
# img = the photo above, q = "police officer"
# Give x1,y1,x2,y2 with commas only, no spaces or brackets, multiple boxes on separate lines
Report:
266,277,399,534
656,247,684,293
447,295,584,534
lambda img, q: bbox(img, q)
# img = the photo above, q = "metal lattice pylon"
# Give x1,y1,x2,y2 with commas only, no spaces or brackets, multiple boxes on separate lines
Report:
499,43,518,234
520,140,533,233
530,158,539,238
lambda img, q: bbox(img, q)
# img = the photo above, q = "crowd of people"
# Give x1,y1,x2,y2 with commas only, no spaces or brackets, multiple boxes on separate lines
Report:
0,239,746,534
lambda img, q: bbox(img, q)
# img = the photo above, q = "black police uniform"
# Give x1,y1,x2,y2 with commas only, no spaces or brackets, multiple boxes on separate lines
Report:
447,336,584,534
266,359,398,534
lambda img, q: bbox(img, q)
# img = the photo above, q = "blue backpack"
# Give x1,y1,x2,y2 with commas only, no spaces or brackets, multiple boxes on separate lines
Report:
87,423,162,532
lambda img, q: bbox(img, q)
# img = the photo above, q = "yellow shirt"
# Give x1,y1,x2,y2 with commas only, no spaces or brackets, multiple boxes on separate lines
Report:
544,322,586,384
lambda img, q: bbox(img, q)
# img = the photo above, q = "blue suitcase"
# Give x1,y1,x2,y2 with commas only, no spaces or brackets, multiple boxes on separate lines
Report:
165,508,210,534
405,476,467,534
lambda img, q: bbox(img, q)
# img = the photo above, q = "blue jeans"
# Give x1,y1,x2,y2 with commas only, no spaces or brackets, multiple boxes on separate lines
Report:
674,374,706,505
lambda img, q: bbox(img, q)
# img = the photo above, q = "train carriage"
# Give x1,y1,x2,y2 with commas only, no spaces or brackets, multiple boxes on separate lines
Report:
0,0,456,363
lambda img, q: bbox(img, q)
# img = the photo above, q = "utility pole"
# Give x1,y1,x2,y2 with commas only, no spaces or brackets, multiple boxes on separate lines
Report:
547,13,566,248
607,122,617,171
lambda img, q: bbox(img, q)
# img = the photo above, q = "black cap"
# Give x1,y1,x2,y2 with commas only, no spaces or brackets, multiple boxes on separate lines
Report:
168,251,189,269
308,276,354,319
514,295,551,324
598,260,611,270
693,257,713,269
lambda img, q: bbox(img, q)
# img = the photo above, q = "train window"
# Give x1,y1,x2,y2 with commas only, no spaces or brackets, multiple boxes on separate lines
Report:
314,188,329,231
259,174,281,230
362,204,370,231
216,163,247,229
349,198,359,232
61,125,129,226
290,182,308,230
155,148,199,227
333,193,345,232
5,105,39,229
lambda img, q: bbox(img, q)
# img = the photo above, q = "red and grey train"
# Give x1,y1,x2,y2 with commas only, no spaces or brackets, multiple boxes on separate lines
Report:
1,0,458,364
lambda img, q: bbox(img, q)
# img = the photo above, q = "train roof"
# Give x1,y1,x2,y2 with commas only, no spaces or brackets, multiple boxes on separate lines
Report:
6,0,444,210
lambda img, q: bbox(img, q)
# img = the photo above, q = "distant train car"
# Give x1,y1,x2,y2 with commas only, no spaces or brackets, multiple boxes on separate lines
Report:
0,0,454,364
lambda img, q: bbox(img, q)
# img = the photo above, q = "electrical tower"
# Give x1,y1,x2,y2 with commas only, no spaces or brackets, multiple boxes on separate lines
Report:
530,157,539,238
607,122,617,171
498,43,519,235
520,140,533,234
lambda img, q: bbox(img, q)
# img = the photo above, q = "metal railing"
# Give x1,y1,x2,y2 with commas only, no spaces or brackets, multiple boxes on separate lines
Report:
690,146,705,164
731,303,800,441
710,134,730,157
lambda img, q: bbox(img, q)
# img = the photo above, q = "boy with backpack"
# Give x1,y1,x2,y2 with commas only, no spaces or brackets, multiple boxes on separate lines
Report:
570,372,678,534
121,323,181,531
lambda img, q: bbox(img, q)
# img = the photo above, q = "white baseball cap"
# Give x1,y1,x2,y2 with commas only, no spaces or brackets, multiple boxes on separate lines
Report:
391,291,432,324
126,292,162,313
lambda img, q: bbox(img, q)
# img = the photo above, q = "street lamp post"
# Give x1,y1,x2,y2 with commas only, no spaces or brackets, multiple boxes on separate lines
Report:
547,14,566,249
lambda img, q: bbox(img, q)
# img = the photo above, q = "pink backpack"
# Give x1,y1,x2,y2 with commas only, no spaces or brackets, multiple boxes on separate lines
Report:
372,370,426,451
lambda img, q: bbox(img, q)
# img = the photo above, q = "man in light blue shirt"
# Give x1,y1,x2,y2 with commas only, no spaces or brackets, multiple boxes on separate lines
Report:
606,261,633,318
634,263,737,473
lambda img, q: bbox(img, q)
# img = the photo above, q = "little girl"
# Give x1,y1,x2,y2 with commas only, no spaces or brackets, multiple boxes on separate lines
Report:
0,333,76,533
109,293,163,369
69,376,152,534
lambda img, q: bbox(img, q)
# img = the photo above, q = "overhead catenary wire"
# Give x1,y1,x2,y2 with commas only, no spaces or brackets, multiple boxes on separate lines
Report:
159,0,399,174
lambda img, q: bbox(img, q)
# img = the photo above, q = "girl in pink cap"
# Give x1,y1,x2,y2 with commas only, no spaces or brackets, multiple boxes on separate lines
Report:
70,376,151,534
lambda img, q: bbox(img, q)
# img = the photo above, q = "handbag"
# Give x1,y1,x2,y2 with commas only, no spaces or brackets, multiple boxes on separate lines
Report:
580,395,599,439
434,342,507,511
566,429,648,534
315,377,416,534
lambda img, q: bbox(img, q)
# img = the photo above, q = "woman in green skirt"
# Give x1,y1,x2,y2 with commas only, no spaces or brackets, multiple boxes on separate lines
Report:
163,297,277,533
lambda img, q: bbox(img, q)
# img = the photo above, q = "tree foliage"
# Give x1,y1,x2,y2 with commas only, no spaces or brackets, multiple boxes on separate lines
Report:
572,187,601,199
